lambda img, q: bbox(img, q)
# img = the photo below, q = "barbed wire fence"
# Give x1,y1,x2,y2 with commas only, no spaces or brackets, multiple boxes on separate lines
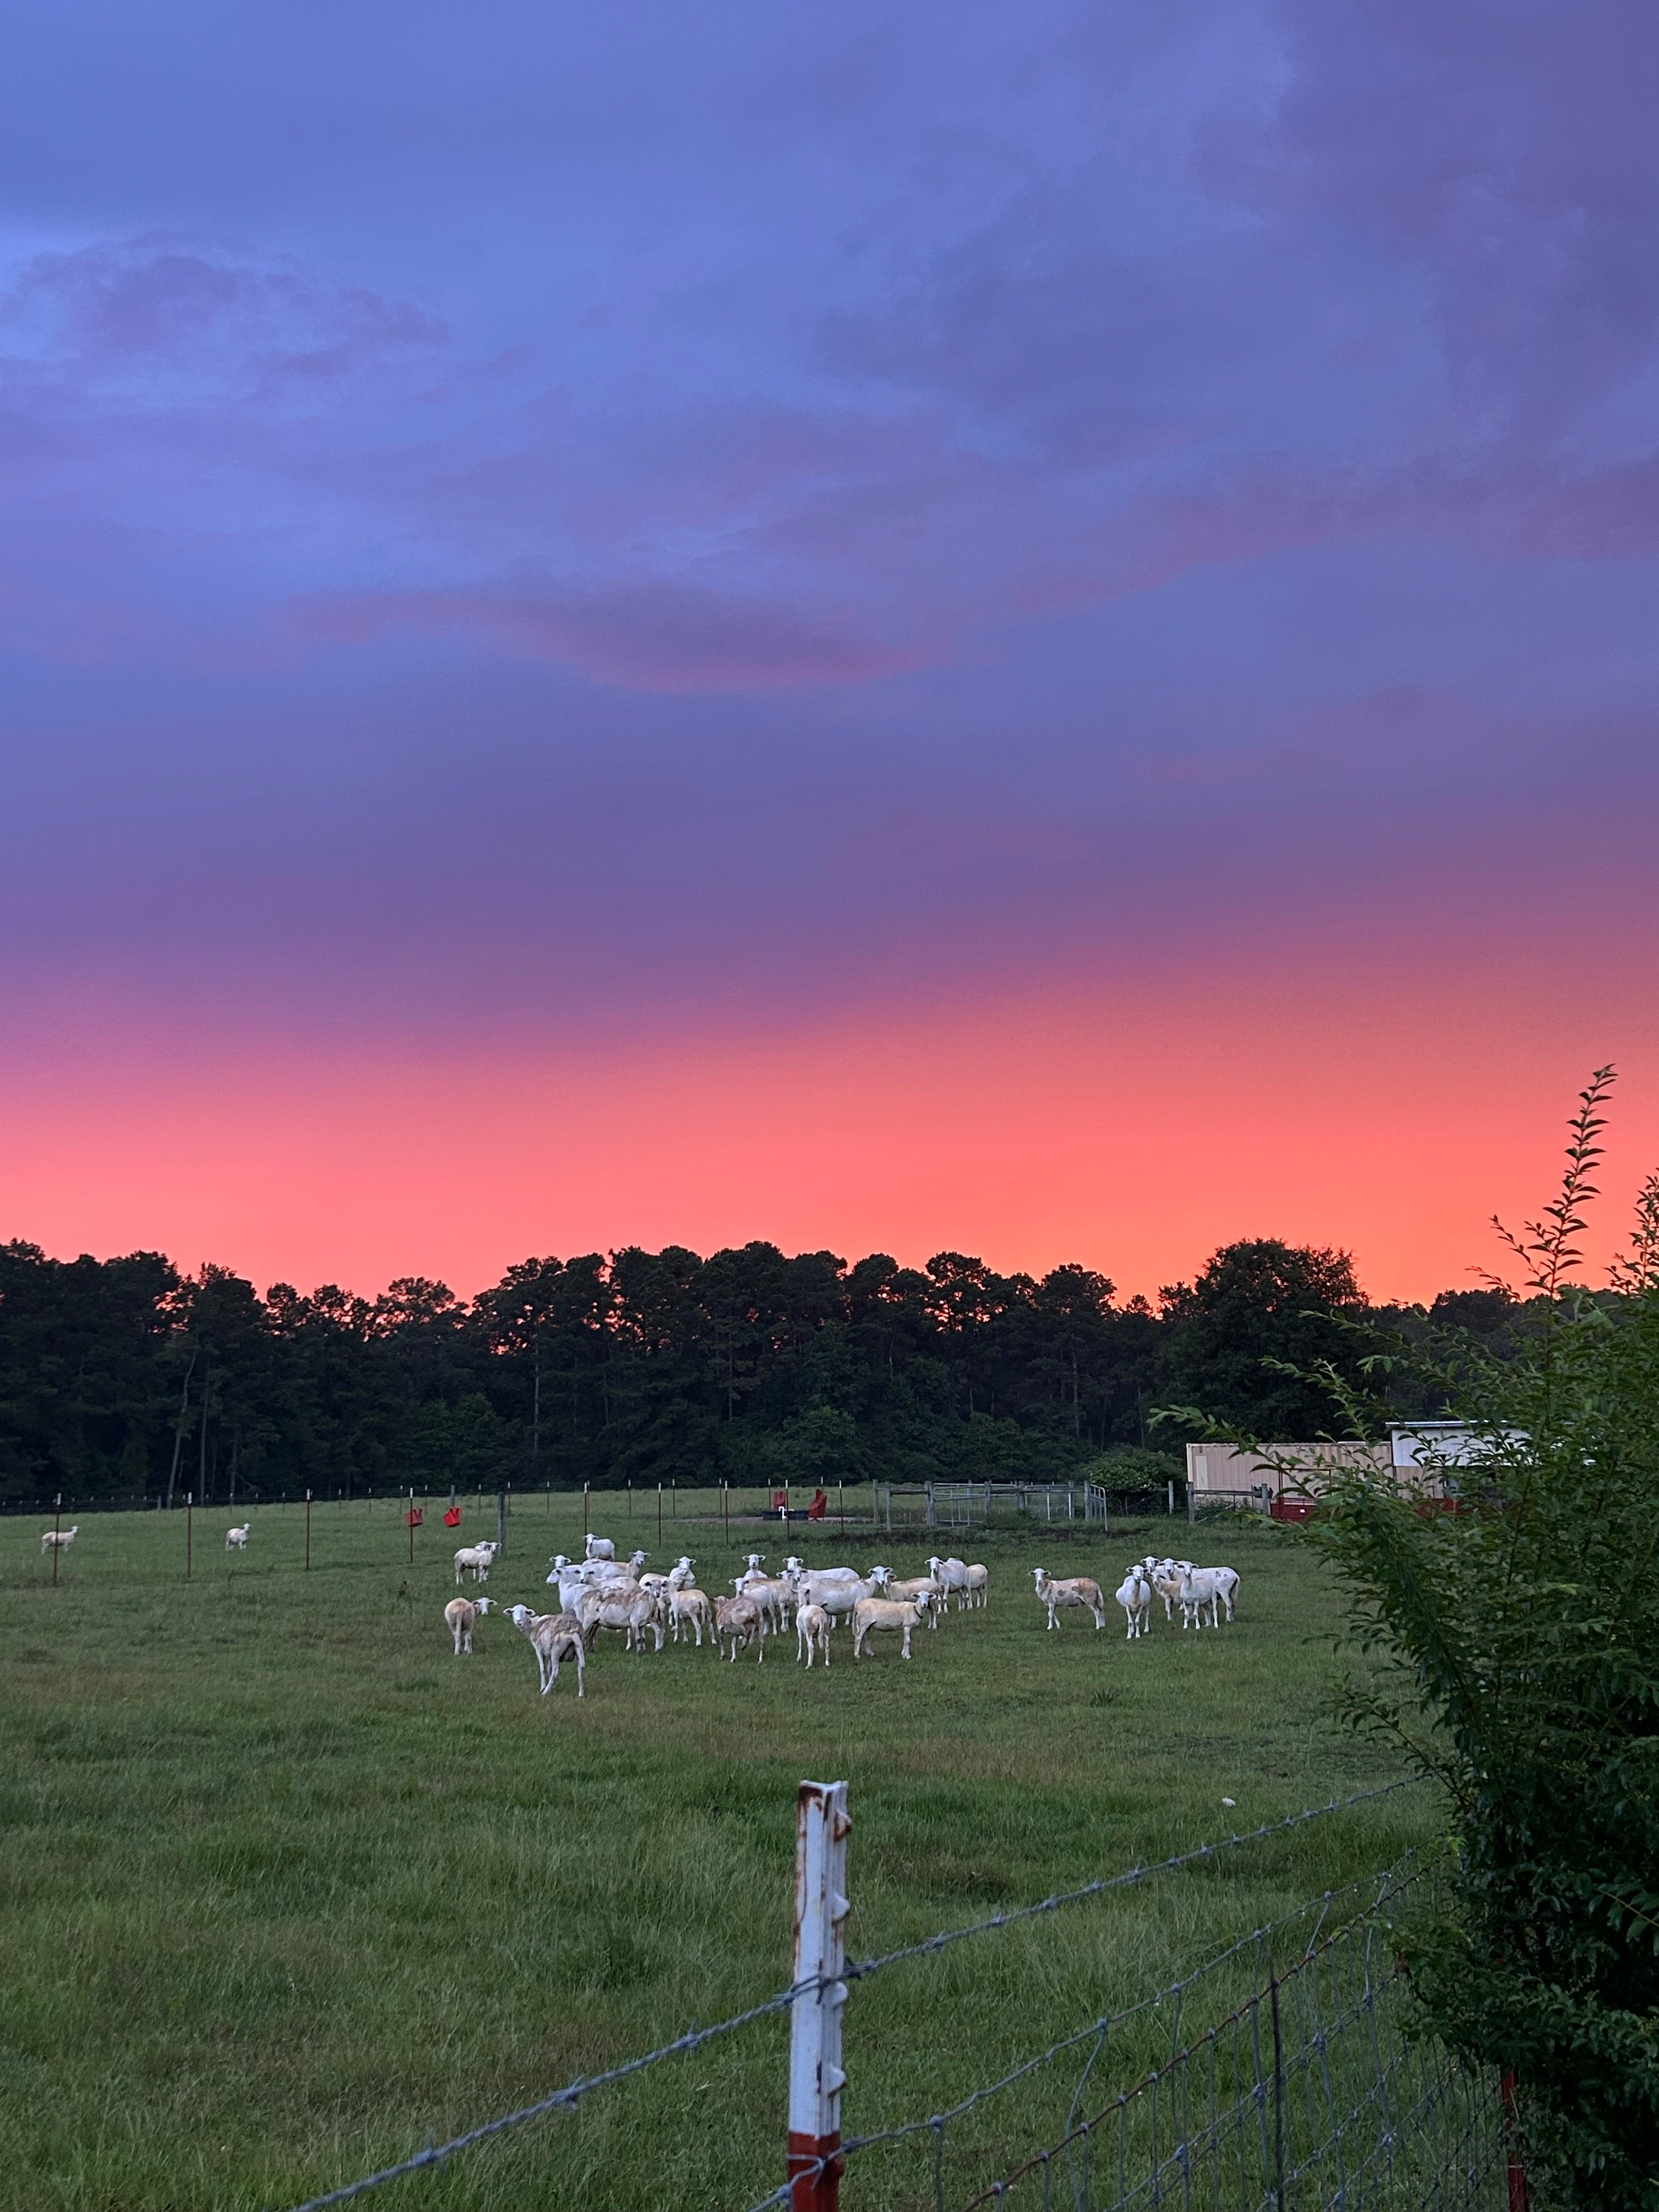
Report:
273,1776,1521,2212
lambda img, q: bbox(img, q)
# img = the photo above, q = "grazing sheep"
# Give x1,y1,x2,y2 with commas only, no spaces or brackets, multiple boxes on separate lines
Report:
584,1533,616,1561
505,1604,586,1697
1115,1568,1152,1640
40,1525,79,1554
668,1587,714,1647
1032,1566,1107,1631
851,1594,928,1660
224,1523,251,1551
713,1593,766,1664
443,1594,494,1655
453,1540,500,1585
795,1601,833,1667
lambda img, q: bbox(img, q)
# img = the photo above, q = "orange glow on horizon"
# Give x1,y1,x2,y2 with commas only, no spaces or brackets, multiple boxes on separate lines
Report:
7,975,1658,1307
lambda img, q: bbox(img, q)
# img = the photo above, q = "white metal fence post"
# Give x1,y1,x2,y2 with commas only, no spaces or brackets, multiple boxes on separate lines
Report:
788,1779,850,2212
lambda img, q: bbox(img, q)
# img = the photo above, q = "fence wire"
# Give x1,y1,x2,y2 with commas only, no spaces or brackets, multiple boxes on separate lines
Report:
763,1850,1503,2212
273,1779,1427,2212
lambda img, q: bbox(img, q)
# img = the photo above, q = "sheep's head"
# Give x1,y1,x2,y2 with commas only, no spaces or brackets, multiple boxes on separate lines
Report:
507,1603,534,1626
475,1597,494,1615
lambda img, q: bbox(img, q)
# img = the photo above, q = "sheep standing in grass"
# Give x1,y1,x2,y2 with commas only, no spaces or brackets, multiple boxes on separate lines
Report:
584,1534,616,1561
927,1555,972,1609
505,1604,586,1696
1032,1566,1107,1631
453,1540,499,1585
851,1594,928,1660
668,1587,714,1647
714,1593,766,1664
795,1602,832,1668
880,1573,946,1628
40,1525,78,1554
224,1523,251,1551
966,1564,989,1607
443,1594,494,1655
1115,1568,1152,1640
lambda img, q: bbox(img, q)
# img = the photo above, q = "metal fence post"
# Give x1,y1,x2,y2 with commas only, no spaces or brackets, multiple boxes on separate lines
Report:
52,1492,61,1585
186,1491,193,1581
788,1780,850,2212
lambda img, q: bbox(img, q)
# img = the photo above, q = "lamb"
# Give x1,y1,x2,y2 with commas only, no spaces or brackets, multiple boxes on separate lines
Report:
926,1555,972,1609
577,1581,664,1654
851,1594,928,1660
224,1523,251,1551
453,1540,500,1585
713,1593,766,1664
443,1594,494,1655
40,1525,78,1554
1032,1566,1107,1631
668,1587,714,1647
584,1533,616,1561
1115,1568,1152,1640
505,1604,586,1697
795,1601,833,1667
965,1564,989,1608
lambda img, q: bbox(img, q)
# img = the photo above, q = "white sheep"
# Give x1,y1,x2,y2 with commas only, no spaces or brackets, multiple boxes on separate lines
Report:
1115,1568,1152,1640
927,1555,972,1609
224,1523,251,1551
40,1525,79,1554
795,1601,833,1667
506,1604,586,1696
443,1594,494,1655
1177,1566,1238,1628
584,1533,616,1561
966,1563,989,1608
793,1567,888,1631
735,1568,795,1631
1032,1566,1107,1631
453,1540,500,1585
879,1573,947,1628
669,1587,714,1646
851,1593,928,1660
585,1547,646,1585
667,1555,697,1592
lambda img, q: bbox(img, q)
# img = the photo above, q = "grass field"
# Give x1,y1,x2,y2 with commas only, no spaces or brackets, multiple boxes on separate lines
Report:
1,1494,1437,2212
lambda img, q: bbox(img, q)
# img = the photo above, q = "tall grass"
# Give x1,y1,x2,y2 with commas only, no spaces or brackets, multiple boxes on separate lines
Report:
1,1498,1430,2210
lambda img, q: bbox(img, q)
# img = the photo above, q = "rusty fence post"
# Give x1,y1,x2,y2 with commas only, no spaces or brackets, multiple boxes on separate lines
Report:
52,1492,62,1585
788,1779,850,2212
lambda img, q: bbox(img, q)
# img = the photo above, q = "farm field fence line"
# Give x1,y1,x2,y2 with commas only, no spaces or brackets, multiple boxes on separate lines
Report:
272,1779,1458,2212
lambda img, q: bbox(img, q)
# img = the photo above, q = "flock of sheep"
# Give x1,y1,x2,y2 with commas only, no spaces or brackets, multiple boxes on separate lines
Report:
33,1522,1242,1696
440,1533,1243,1697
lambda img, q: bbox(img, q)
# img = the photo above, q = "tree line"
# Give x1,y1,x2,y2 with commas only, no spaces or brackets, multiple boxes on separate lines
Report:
0,1231,1527,1507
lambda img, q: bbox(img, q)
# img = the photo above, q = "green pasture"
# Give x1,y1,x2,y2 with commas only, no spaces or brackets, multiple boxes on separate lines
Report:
1,1494,1434,2211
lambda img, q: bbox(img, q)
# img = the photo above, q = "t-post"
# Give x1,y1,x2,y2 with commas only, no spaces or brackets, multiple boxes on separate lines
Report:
186,1492,193,1581
657,1481,663,1544
583,1482,590,1545
787,1780,850,2212
496,1485,507,1558
723,1482,729,1538
408,1489,415,1564
837,1480,844,1532
305,1489,312,1571
52,1492,62,1584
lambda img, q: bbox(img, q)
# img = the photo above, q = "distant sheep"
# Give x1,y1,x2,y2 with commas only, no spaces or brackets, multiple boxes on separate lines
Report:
852,1594,928,1660
40,1526,78,1554
453,1540,499,1585
224,1523,251,1551
714,1593,766,1664
795,1602,832,1667
584,1533,616,1561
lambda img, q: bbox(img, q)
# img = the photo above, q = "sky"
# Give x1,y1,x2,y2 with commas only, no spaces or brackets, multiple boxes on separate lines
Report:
3,0,1658,1304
